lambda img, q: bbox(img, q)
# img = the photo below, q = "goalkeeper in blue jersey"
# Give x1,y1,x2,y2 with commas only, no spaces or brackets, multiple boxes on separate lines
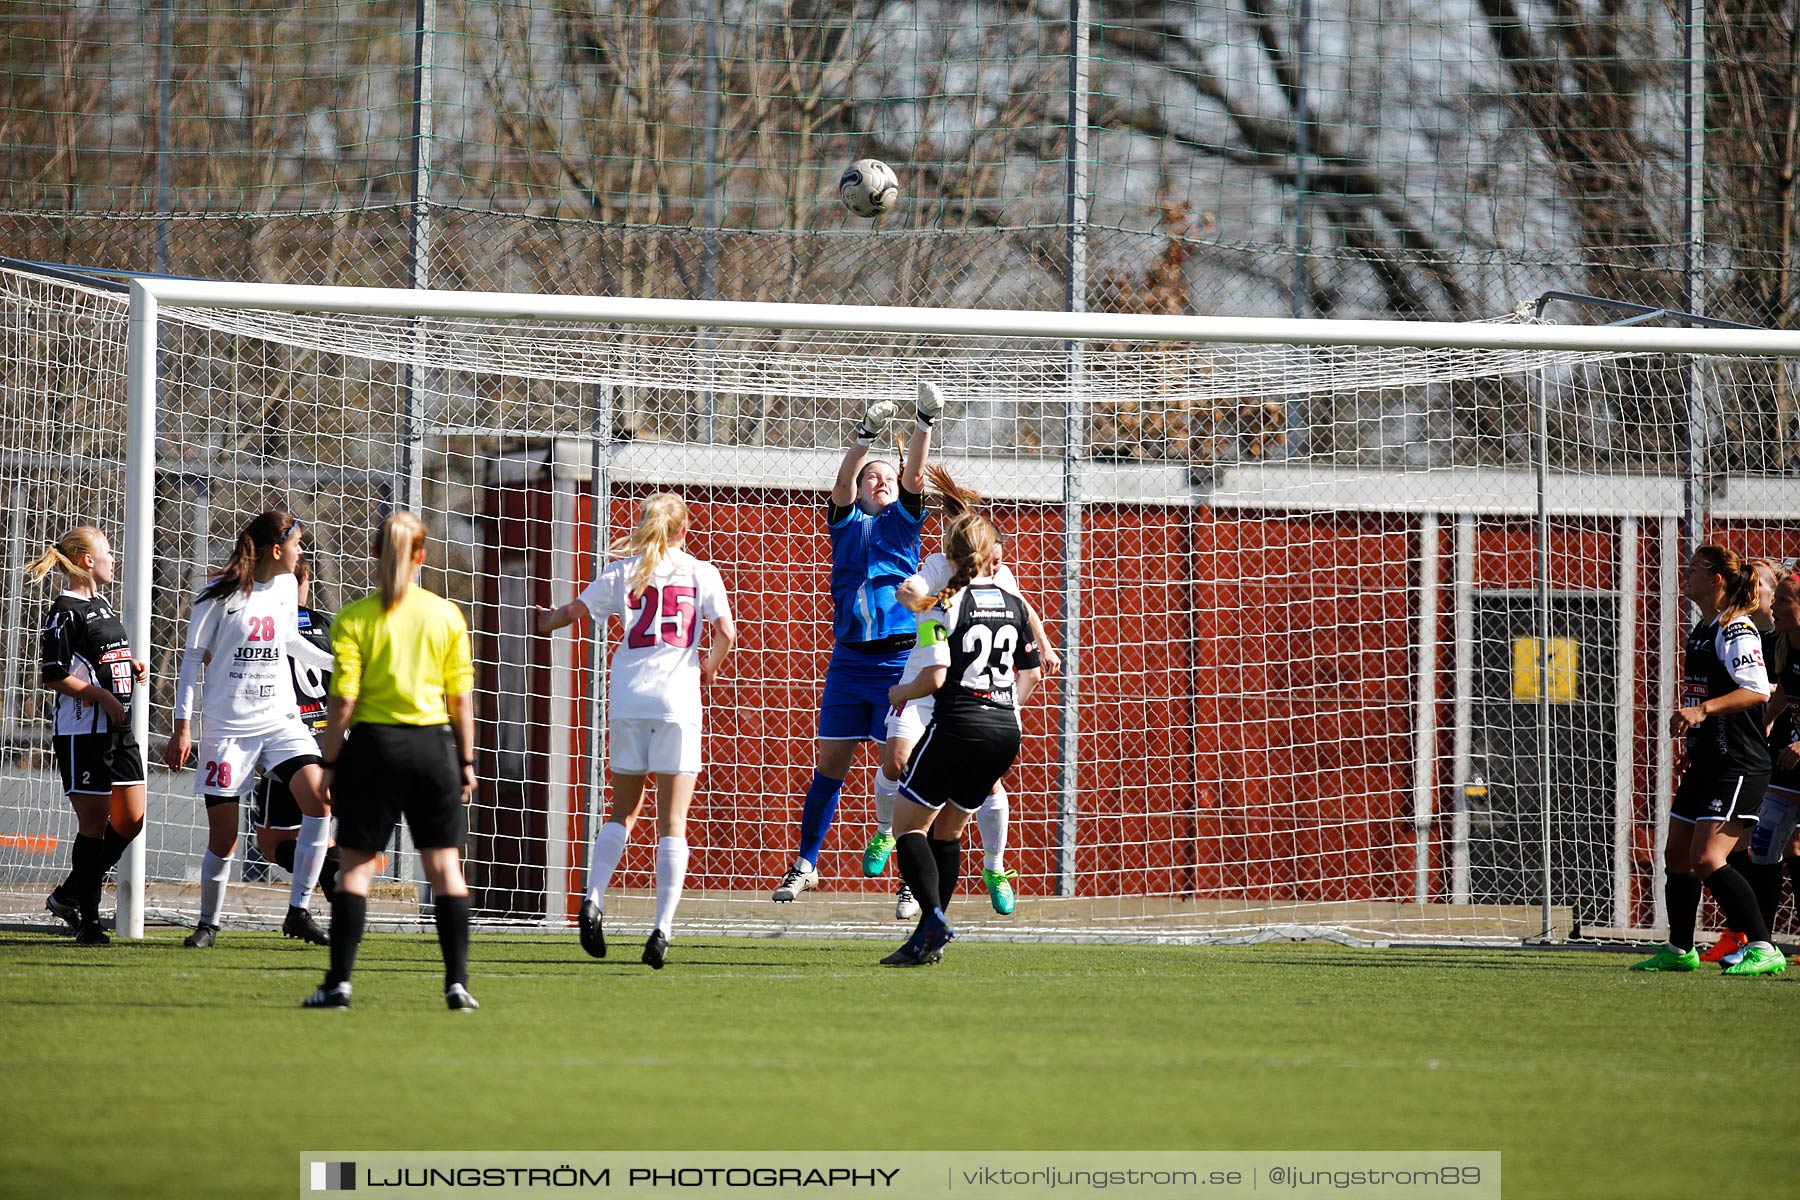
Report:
772,381,942,904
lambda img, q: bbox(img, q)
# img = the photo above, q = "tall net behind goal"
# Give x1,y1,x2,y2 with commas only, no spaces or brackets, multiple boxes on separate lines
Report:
4,266,1799,944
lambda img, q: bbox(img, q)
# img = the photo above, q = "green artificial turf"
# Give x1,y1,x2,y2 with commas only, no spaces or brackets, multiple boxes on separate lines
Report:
1,930,1793,1200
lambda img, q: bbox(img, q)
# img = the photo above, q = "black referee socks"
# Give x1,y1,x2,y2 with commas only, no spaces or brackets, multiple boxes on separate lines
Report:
434,893,471,990
327,892,367,987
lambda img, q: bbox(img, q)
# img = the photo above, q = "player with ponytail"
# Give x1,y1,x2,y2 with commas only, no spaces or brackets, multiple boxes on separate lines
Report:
30,526,148,944
538,492,736,969
305,511,480,1009
880,512,1043,965
1632,545,1785,976
167,509,335,948
873,466,1059,916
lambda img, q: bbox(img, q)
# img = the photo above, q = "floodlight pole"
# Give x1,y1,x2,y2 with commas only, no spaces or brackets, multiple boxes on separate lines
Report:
120,282,160,939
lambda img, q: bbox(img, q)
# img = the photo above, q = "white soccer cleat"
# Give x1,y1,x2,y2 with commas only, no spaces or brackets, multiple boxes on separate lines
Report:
895,882,921,920
772,865,818,902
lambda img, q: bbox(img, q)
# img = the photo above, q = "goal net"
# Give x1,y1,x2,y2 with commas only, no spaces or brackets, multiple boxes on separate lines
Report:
3,265,1798,944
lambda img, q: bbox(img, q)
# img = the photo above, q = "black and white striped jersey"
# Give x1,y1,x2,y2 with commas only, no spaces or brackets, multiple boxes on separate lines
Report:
39,591,135,735
1682,614,1772,770
927,579,1042,729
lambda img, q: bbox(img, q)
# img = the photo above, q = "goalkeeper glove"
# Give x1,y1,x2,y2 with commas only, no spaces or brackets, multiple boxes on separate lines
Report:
855,399,900,445
915,381,945,431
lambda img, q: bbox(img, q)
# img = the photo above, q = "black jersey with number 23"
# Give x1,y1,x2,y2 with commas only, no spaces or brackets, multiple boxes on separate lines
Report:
933,583,1042,729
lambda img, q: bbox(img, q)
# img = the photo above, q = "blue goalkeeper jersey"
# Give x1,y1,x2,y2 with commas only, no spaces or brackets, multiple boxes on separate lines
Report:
826,494,924,645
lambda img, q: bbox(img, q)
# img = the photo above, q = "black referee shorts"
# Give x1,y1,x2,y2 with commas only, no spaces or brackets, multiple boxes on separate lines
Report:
899,719,1021,813
332,723,466,853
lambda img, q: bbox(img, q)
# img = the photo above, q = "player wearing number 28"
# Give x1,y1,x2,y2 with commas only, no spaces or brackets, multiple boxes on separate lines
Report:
167,510,334,950
537,493,736,970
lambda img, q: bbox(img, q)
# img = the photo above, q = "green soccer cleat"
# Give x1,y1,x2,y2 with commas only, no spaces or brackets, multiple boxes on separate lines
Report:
1628,946,1699,972
861,833,897,878
1720,944,1787,977
983,867,1018,915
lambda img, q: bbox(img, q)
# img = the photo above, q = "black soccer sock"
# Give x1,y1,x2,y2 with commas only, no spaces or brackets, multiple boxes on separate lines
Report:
318,846,341,901
928,836,962,913
65,834,105,921
434,893,472,990
1666,873,1703,952
273,840,297,875
1746,859,1785,930
1703,864,1771,944
1787,858,1800,924
327,892,367,987
98,823,134,872
895,832,939,932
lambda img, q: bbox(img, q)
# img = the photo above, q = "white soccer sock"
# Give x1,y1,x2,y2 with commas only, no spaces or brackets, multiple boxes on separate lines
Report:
198,848,233,927
976,788,1008,873
586,821,630,909
654,836,689,936
288,815,331,909
873,771,900,835
794,856,815,875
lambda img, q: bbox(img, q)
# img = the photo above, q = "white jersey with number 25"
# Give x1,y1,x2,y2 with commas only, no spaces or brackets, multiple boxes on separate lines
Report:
579,550,732,724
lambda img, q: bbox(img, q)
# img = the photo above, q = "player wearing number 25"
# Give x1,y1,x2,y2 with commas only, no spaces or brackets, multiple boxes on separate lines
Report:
537,493,736,970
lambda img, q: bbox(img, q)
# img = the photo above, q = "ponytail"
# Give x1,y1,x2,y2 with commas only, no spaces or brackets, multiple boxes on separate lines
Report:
906,513,998,613
610,492,688,600
198,509,298,603
1693,545,1758,621
375,510,428,611
25,526,105,587
926,464,981,521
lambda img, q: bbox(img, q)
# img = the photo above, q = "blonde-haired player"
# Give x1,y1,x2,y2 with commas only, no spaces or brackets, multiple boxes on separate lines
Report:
538,492,736,969
29,526,148,944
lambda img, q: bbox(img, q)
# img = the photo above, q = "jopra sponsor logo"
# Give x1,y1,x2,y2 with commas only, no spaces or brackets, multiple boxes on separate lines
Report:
235,645,282,661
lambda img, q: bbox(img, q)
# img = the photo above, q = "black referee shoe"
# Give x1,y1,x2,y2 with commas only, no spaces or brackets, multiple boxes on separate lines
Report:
182,923,218,949
642,929,668,970
303,981,351,1010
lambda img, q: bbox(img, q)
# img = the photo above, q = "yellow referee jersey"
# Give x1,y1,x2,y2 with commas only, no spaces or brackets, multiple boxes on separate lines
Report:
328,586,474,726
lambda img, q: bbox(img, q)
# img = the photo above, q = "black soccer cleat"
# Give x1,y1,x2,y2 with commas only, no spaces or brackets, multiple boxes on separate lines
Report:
282,905,330,946
302,981,351,1010
45,891,81,932
642,929,668,970
445,983,479,1011
577,898,606,959
74,921,110,946
182,923,218,949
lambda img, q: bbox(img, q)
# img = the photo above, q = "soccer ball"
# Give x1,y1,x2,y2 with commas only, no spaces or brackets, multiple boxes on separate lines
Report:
839,158,899,218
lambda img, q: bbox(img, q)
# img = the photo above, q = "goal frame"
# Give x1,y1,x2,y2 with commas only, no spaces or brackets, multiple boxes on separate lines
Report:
116,277,1800,939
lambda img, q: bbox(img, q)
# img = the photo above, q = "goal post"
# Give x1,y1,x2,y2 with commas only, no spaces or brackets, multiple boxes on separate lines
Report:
6,264,1800,945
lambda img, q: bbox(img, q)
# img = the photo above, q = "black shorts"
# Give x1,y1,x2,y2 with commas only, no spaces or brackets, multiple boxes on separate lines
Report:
899,719,1021,813
54,728,145,796
252,725,324,829
331,723,465,853
1672,767,1768,824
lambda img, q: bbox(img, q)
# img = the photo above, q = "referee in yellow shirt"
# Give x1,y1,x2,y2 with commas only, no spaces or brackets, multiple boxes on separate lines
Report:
303,511,480,1011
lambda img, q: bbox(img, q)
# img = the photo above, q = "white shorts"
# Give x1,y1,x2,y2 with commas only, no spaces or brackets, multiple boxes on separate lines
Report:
610,719,701,776
194,721,322,798
885,696,934,746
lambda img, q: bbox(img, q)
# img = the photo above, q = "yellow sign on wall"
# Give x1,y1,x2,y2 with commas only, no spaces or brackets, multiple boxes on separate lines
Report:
1512,636,1578,703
